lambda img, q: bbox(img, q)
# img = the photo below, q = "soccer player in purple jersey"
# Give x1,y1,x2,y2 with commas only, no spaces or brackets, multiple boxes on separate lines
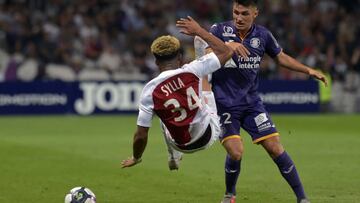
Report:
200,0,328,203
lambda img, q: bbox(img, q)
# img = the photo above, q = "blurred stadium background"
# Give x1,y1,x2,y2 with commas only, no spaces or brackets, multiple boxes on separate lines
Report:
0,0,359,113
0,0,359,202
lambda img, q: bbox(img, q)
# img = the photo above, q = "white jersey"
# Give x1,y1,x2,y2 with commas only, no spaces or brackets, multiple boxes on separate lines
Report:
137,52,221,147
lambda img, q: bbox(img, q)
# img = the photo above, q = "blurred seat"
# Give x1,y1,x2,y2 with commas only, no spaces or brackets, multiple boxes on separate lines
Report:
0,48,9,82
46,64,76,82
17,59,38,81
78,69,110,81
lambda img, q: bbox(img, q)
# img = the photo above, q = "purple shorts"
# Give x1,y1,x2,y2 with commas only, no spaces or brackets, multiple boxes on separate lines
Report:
218,104,279,144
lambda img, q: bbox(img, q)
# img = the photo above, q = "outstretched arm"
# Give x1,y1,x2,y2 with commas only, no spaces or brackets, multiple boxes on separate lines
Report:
276,51,328,86
121,126,149,168
176,16,233,66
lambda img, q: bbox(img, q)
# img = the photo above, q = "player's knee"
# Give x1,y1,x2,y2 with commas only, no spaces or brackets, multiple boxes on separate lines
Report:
262,141,284,158
228,147,243,160
268,147,283,158
223,137,244,160
229,151,242,161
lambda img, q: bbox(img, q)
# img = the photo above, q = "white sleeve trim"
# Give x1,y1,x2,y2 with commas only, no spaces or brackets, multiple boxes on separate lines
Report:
137,108,153,127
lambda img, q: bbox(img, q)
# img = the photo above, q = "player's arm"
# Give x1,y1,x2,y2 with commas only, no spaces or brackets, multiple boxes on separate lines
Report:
122,86,153,168
206,42,249,60
176,16,233,66
121,126,149,168
204,24,249,59
275,51,328,86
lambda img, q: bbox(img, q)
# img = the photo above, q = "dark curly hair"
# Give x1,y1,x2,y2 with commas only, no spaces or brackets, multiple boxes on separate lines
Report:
233,0,258,7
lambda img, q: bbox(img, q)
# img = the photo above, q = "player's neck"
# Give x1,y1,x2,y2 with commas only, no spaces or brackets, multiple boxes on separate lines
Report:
159,62,178,72
237,25,252,40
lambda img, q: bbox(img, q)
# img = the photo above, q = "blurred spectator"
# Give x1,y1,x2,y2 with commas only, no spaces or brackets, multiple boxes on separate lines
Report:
17,42,39,81
98,44,122,73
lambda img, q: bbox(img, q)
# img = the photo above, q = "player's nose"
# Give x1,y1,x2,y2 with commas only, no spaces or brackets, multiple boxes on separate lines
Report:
235,16,244,23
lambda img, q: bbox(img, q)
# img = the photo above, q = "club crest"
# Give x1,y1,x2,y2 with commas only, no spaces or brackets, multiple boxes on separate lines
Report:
222,26,236,37
250,38,260,48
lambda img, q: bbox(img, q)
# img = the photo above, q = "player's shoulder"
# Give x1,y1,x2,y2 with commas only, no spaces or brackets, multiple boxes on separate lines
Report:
250,24,278,44
142,73,170,95
141,79,155,97
253,24,271,34
210,20,233,29
146,69,187,89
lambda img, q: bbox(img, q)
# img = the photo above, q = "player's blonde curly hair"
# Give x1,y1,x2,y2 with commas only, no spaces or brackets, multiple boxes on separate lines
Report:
151,35,181,60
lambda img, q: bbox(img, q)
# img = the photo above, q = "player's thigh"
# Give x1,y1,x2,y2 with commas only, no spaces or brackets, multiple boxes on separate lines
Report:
218,110,243,160
218,110,242,142
241,110,279,144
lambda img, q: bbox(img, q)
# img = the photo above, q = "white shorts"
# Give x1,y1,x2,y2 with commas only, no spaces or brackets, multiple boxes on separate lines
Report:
162,91,221,153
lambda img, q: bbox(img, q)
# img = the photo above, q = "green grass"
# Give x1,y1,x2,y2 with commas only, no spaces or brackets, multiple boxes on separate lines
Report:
0,115,359,203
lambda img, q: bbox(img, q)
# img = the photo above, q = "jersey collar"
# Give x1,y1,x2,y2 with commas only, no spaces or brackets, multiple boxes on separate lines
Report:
232,22,255,41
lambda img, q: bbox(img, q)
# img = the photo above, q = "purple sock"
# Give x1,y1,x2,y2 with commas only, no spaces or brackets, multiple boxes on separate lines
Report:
274,151,306,200
225,154,241,195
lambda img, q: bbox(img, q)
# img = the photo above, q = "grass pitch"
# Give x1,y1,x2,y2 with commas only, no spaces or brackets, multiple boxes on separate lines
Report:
0,114,359,203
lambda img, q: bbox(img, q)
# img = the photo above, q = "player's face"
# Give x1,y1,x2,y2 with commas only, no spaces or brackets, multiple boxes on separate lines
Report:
233,3,258,33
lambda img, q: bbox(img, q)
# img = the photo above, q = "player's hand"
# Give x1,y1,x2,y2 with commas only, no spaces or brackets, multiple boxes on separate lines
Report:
225,42,250,59
308,69,328,86
176,16,203,36
121,156,142,168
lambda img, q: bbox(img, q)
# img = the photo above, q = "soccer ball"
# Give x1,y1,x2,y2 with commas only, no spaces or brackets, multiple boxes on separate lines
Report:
64,187,96,203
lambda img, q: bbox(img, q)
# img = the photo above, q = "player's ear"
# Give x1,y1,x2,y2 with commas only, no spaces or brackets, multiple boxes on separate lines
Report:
253,7,259,18
177,52,183,65
155,59,160,66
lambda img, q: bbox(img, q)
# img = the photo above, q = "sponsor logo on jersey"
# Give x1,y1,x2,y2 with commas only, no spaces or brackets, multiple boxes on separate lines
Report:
224,58,238,68
222,26,236,37
250,37,260,48
236,55,261,69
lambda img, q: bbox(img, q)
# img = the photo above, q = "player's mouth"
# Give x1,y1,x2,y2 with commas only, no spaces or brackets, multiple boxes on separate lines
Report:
236,23,246,28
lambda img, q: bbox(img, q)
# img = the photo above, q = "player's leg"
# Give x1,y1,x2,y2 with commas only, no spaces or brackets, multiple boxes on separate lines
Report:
201,89,221,149
222,137,243,197
194,36,240,203
260,136,309,203
219,111,243,202
242,109,309,202
160,122,183,170
202,80,241,203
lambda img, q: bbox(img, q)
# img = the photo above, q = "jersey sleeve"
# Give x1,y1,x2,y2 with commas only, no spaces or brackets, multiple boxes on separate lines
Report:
265,30,282,58
181,52,221,78
209,23,221,39
136,83,154,127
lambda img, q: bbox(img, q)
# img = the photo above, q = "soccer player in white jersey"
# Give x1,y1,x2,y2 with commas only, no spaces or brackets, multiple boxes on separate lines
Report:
121,16,233,169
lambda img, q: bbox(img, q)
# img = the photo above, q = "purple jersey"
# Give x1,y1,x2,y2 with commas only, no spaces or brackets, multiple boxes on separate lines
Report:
209,21,282,109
